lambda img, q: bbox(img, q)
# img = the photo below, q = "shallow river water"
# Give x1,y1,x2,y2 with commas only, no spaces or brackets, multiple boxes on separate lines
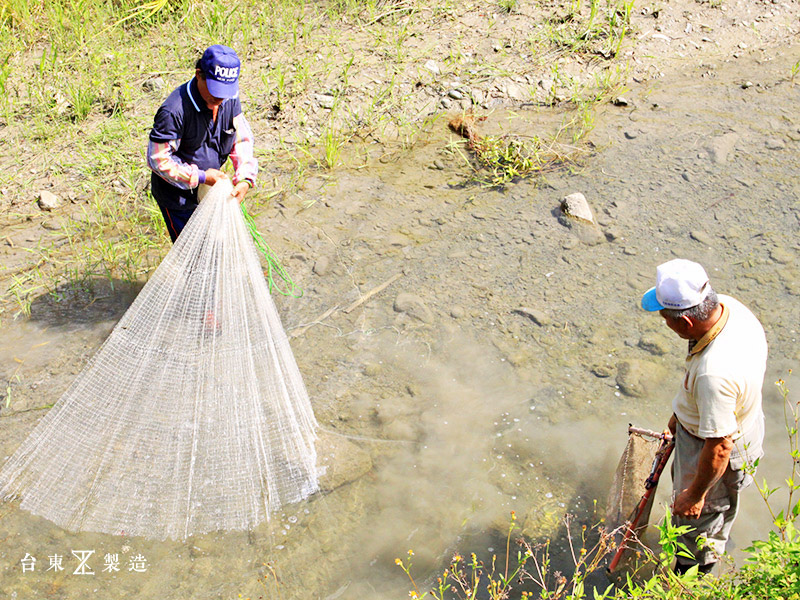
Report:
1,46,799,599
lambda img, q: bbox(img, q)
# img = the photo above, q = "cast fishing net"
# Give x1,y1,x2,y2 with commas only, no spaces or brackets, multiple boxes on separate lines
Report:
0,180,318,540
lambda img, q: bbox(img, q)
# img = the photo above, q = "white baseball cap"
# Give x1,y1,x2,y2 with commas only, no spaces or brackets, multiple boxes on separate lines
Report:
641,259,710,311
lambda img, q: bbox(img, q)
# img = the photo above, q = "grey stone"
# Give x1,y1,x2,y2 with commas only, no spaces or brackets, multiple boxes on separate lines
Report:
423,60,440,75
37,190,59,211
591,364,614,378
707,132,738,163
440,97,452,109
512,307,551,326
615,359,667,398
142,76,165,93
538,78,554,91
571,222,605,246
394,293,434,323
450,305,465,319
448,89,464,100
560,192,595,224
690,230,715,247
112,179,128,195
313,256,331,276
505,82,526,101
315,94,336,109
770,247,793,265
41,218,64,231
765,138,786,150
638,332,672,356
316,432,372,492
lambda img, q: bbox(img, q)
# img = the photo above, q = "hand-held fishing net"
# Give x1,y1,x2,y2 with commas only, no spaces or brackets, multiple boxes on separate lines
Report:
606,426,674,573
0,180,318,540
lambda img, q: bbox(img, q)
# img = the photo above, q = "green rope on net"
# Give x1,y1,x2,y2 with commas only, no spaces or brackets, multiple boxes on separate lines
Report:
241,204,302,298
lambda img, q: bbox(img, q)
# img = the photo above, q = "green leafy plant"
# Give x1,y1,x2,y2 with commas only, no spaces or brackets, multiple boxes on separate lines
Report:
447,113,584,188
499,0,518,14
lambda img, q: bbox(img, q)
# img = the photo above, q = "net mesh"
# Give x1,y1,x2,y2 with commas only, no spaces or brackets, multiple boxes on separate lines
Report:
605,431,661,532
0,180,318,540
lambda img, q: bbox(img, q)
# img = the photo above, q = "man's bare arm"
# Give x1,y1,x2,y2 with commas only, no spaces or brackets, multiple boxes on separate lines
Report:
673,436,733,518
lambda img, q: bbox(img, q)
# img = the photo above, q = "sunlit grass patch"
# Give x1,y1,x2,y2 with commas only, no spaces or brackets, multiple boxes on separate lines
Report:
447,112,587,188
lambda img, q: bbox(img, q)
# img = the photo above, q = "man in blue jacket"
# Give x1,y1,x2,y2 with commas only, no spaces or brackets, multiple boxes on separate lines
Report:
147,44,258,242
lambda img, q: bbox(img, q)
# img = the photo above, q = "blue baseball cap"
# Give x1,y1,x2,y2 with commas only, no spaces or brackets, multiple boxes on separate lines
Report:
199,45,240,99
641,259,710,312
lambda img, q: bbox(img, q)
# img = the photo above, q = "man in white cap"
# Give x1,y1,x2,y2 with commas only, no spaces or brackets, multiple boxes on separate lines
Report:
641,259,767,573
147,44,258,242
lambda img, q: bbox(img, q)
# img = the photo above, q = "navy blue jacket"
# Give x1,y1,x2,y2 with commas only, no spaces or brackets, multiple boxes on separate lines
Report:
149,79,242,210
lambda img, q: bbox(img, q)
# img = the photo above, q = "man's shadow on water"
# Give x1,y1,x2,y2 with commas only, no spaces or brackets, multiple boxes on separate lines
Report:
27,277,143,328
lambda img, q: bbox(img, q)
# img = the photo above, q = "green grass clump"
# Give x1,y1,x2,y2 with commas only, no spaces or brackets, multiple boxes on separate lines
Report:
447,113,584,188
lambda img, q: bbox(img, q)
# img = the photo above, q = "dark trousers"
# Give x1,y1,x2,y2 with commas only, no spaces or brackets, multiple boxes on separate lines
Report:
157,203,195,243
151,173,199,243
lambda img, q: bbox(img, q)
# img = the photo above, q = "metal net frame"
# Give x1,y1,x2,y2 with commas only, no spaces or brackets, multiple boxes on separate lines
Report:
0,180,318,540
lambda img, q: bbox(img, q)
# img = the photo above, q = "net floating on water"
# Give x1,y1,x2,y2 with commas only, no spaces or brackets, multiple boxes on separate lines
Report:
0,180,318,540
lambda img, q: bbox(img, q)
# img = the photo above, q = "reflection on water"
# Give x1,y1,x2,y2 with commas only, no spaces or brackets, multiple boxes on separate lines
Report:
1,47,799,598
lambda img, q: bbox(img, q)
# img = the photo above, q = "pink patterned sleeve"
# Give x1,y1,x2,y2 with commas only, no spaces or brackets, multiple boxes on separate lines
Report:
230,113,258,187
147,139,202,190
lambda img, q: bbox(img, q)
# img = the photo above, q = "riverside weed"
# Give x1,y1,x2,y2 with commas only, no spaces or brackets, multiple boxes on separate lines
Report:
448,113,582,187
498,0,518,14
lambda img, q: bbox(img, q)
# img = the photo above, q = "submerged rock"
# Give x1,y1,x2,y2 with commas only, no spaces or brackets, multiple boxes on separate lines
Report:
690,230,715,247
592,364,614,378
449,305,465,319
394,293,434,323
638,332,672,356
316,432,373,492
313,256,331,276
765,138,786,150
706,132,738,163
770,247,793,265
615,359,667,398
512,307,551,326
521,495,566,540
